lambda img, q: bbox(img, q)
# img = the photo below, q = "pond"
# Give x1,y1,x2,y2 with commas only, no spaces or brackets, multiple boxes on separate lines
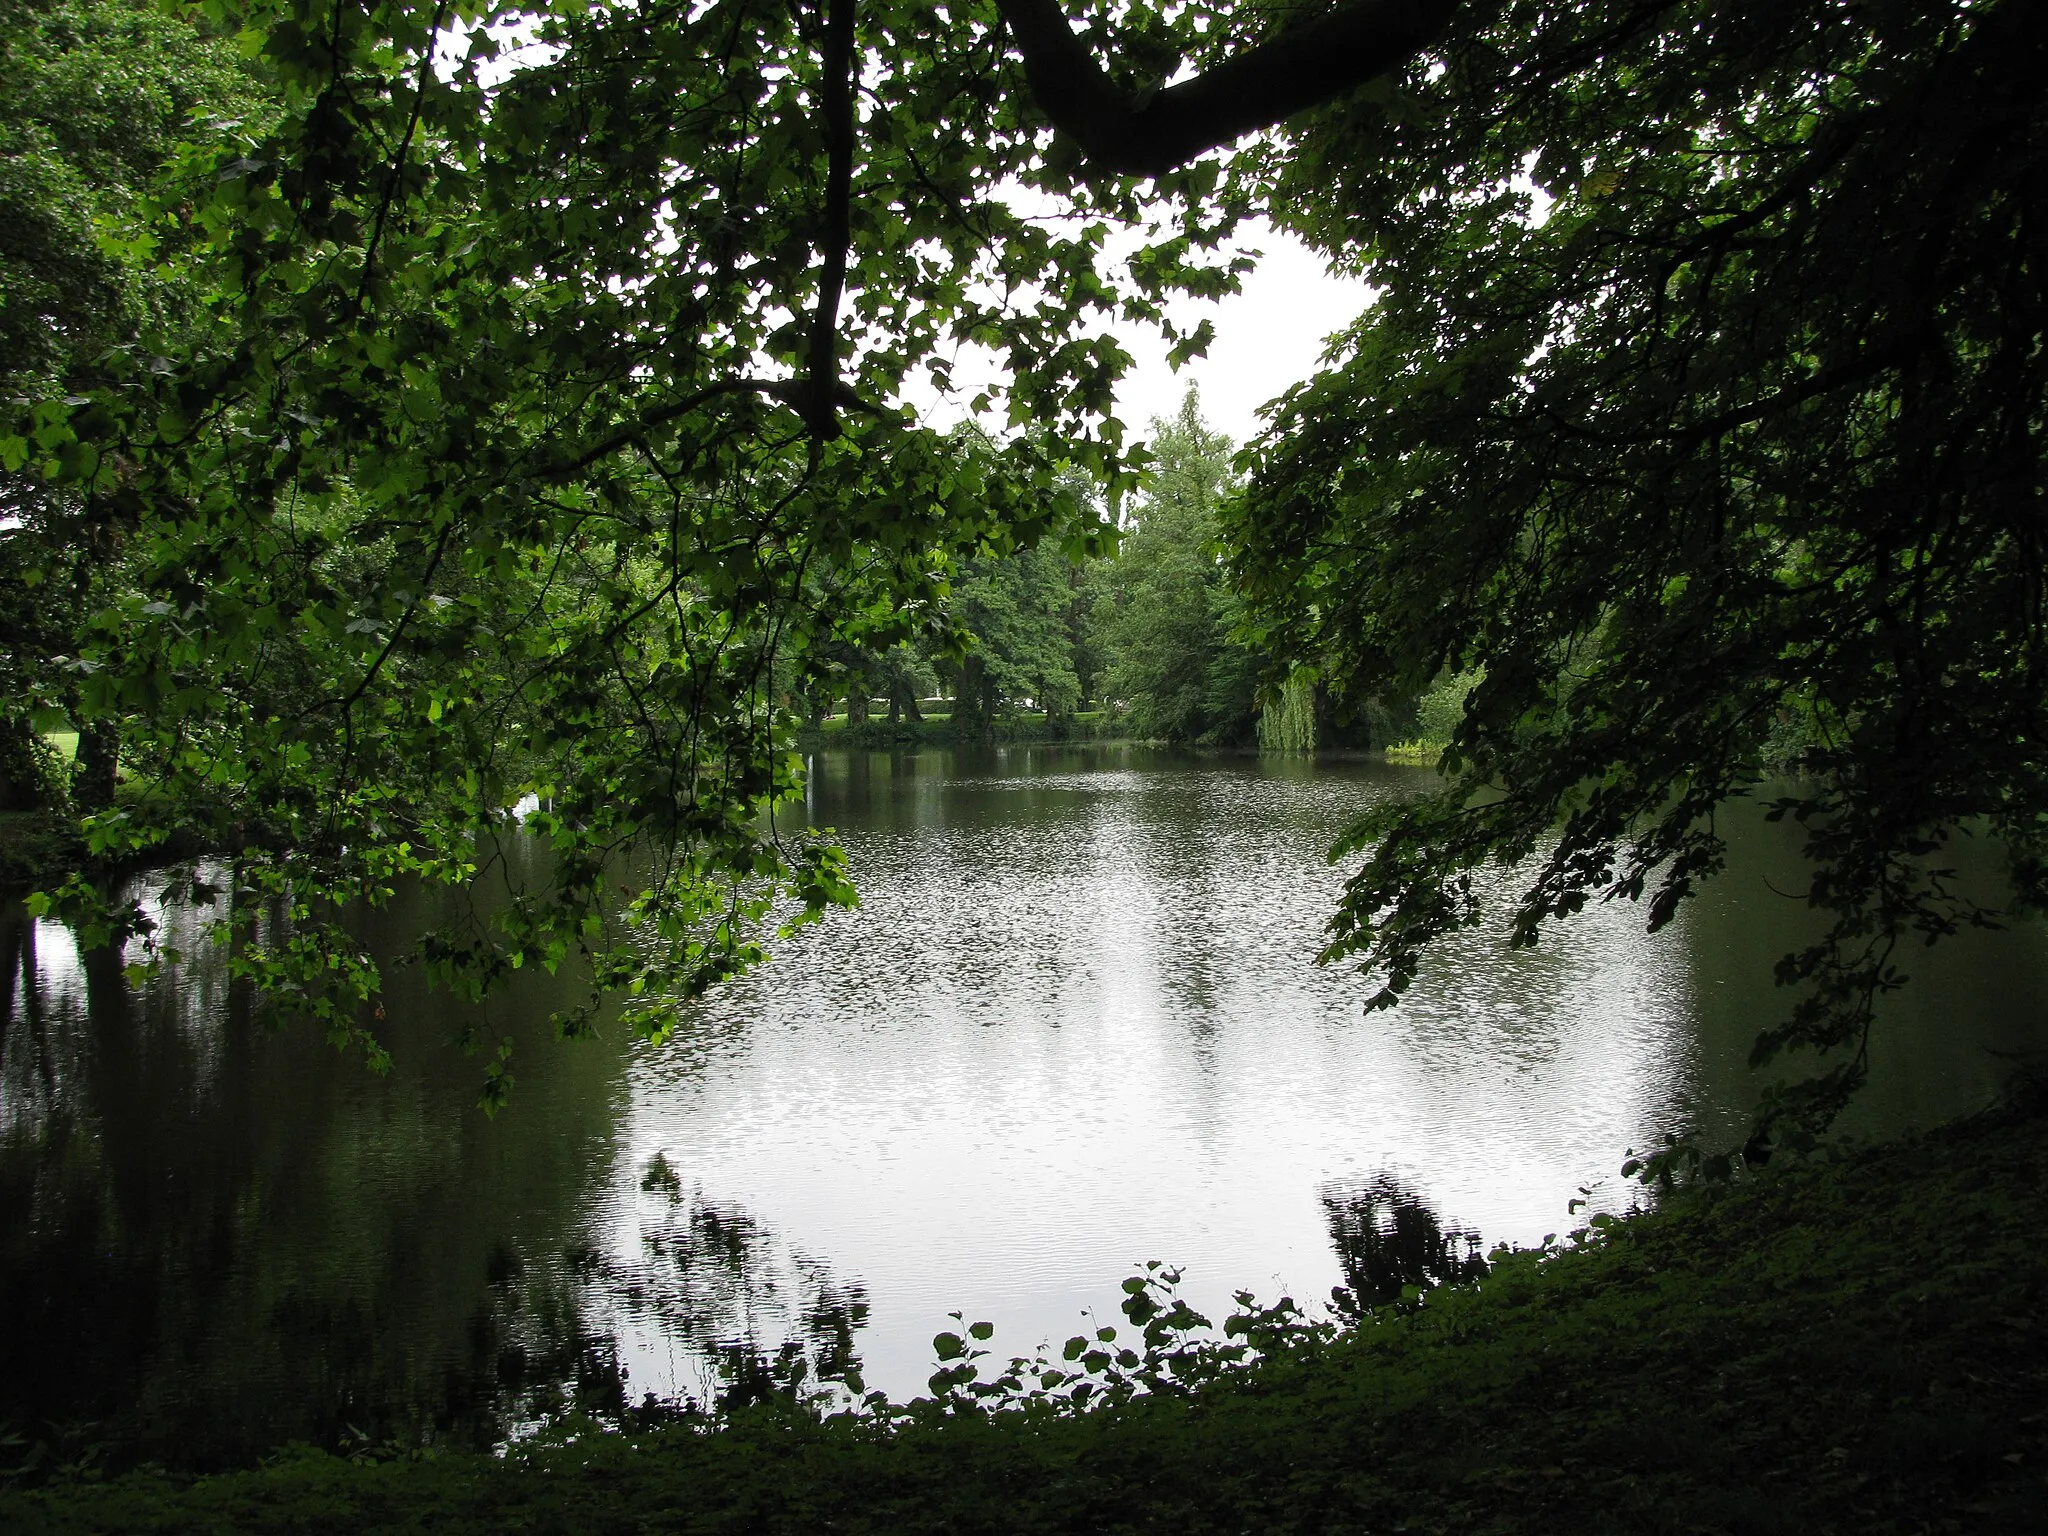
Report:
4,745,2046,1467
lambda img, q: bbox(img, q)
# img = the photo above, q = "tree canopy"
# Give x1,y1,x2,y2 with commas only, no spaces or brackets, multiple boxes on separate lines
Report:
5,0,2042,1146
1230,0,2048,1151
1,0,1291,1071
2,0,271,817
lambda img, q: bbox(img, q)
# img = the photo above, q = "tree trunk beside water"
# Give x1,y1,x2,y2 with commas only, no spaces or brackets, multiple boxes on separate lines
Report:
953,656,996,743
74,721,118,811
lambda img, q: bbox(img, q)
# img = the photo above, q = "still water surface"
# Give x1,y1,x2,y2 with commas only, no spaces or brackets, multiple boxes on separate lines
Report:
4,746,2045,1464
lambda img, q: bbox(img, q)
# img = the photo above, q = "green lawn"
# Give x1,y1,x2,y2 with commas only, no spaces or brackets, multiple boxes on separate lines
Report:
7,1100,2045,1533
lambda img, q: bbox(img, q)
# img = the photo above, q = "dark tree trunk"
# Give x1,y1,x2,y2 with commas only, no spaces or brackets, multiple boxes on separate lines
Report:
954,656,996,743
889,678,923,726
75,721,118,812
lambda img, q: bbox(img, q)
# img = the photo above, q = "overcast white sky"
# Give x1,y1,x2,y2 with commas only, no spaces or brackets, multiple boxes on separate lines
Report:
907,214,1377,455
1108,219,1374,450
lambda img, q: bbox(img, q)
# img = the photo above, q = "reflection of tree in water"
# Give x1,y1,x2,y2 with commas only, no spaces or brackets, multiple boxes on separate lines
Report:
1,889,632,1477
566,1152,871,1413
1321,1174,1489,1319
446,1243,646,1439
2,893,873,1475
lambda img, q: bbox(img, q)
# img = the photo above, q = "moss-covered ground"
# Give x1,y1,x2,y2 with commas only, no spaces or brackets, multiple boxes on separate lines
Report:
6,1104,2045,1534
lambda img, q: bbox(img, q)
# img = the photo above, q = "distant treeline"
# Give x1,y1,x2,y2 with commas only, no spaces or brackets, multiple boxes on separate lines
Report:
799,393,1435,753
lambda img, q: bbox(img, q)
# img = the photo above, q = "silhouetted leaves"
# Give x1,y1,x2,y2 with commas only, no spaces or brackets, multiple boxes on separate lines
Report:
1232,0,2048,1152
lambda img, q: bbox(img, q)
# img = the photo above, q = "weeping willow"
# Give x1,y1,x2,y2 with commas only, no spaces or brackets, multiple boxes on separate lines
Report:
1259,670,1317,753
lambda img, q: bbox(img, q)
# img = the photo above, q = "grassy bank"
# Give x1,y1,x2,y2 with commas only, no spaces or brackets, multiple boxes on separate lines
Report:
798,709,1135,750
7,1102,2045,1534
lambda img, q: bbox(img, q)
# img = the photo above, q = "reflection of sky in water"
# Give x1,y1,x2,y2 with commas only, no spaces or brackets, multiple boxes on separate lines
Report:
606,751,1705,1401
0,861,239,1143
9,752,2046,1427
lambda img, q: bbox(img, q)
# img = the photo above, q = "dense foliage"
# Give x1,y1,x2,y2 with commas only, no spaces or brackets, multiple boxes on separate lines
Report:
2,0,1252,1072
1232,0,2048,1147
945,537,1091,736
1094,390,1263,745
4,0,2041,1145
0,0,264,813
815,393,1276,746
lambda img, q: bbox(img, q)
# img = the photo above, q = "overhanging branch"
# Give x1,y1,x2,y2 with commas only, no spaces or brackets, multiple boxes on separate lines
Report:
997,0,1461,177
552,377,881,478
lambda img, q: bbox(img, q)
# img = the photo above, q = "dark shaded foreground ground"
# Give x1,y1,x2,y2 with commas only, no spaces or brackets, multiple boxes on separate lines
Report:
7,1103,2045,1535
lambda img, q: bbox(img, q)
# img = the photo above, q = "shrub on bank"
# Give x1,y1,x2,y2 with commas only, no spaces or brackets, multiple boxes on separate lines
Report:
0,810,85,892
1383,740,1442,766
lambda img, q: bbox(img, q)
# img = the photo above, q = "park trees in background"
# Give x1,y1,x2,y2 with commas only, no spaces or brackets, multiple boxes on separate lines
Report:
829,394,1281,749
947,541,1087,741
1093,390,1261,746
806,468,1101,741
870,644,940,728
0,0,264,813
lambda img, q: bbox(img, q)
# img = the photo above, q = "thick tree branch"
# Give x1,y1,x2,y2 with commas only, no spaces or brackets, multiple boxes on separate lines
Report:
553,378,879,478
997,0,1461,177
